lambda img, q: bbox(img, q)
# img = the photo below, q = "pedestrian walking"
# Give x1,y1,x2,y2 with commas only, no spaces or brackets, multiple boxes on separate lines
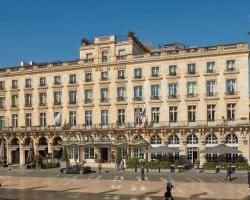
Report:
141,167,145,180
98,162,102,174
165,178,174,199
225,165,232,181
247,171,250,188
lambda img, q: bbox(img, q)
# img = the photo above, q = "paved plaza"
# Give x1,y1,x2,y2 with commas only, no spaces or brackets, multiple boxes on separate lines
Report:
0,167,249,200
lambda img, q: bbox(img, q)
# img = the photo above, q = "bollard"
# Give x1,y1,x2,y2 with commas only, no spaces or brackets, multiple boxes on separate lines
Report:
159,167,161,173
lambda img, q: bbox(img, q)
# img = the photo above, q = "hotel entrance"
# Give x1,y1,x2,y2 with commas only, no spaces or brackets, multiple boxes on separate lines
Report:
187,147,198,164
101,148,108,163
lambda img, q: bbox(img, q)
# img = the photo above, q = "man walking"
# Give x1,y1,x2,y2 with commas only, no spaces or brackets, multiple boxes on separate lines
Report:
165,178,174,200
141,167,145,180
98,162,102,174
225,165,232,181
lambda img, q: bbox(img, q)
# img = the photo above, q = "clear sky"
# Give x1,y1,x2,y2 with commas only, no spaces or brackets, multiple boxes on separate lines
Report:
0,0,250,67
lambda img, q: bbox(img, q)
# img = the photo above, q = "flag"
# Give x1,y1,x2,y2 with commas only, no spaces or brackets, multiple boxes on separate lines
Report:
140,106,146,125
135,108,141,125
54,112,61,127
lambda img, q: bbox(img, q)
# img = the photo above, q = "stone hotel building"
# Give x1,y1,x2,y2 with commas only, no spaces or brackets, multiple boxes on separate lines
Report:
0,33,249,165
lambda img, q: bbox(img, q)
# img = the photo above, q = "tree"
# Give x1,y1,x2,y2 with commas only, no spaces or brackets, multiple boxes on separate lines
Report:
116,147,122,161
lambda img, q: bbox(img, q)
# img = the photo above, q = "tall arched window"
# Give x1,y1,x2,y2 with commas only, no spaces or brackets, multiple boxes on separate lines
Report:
168,134,179,144
150,135,161,144
205,133,218,144
186,134,198,144
53,136,62,145
24,137,32,146
11,137,19,145
38,137,47,145
225,133,238,144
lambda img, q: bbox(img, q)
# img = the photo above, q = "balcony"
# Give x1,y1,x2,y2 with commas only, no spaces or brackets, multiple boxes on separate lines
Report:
185,93,199,101
11,85,19,90
185,71,199,77
204,69,219,76
132,97,144,103
99,77,110,84
100,98,109,103
84,99,93,104
132,76,145,82
205,92,219,100
23,104,33,110
224,91,240,99
149,74,162,80
116,55,127,61
167,72,181,79
167,95,180,102
84,58,94,64
224,67,239,75
116,96,127,105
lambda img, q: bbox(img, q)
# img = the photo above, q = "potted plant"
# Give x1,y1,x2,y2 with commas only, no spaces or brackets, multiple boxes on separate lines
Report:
60,146,69,168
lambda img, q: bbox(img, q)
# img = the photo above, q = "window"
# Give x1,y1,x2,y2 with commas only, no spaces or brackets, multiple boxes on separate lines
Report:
54,91,61,105
69,111,77,126
134,135,143,142
25,79,32,88
151,107,160,123
118,70,125,79
206,134,218,144
118,109,125,125
39,77,46,86
54,112,61,127
207,62,215,73
101,110,108,126
207,105,215,121
0,97,5,108
227,103,236,120
69,74,77,84
12,80,18,89
85,111,92,126
134,86,142,100
134,108,143,124
100,88,108,102
187,82,197,96
169,83,177,98
12,114,18,128
25,113,32,128
39,92,46,106
225,133,238,144
86,53,93,60
25,93,32,107
85,73,92,82
102,50,108,63
188,105,196,122
54,76,61,85
85,147,94,159
187,63,196,74
168,134,179,144
169,65,177,76
151,85,160,99
0,116,5,129
0,81,5,90
151,135,161,144
206,80,216,96
226,60,235,70
187,134,198,144
39,113,47,127
84,89,92,103
117,87,125,101
134,68,142,78
118,49,125,56
134,147,144,160
101,71,108,81
11,95,18,107
226,79,236,95
169,106,177,122
151,67,159,77
69,90,77,104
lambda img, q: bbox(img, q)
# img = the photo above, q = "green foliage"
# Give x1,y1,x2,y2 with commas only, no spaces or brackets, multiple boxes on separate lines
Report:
235,162,249,170
236,155,247,163
203,162,217,170
61,146,69,162
126,157,139,168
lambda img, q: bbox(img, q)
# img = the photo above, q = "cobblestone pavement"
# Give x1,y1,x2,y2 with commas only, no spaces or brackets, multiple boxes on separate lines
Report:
0,167,249,200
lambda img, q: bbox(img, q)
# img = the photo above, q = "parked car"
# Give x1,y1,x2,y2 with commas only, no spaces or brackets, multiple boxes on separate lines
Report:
60,166,91,174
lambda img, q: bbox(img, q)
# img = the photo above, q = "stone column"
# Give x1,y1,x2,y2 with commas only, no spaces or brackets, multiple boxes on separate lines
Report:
199,140,206,165
48,141,53,158
7,144,11,164
19,143,25,165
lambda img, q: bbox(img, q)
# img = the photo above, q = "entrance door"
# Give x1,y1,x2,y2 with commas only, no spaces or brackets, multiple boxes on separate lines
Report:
12,148,20,164
101,148,108,162
187,147,198,164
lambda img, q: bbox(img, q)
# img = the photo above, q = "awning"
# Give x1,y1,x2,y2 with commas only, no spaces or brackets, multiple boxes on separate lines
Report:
201,144,242,154
143,146,180,154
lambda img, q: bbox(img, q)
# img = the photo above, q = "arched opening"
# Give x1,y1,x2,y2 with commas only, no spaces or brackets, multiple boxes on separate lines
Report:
205,133,218,162
38,137,48,158
53,136,63,160
99,135,111,163
133,135,144,160
24,137,34,164
68,135,80,165
225,133,238,162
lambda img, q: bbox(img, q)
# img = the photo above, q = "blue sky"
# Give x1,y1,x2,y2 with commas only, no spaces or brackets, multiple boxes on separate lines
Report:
0,0,249,67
